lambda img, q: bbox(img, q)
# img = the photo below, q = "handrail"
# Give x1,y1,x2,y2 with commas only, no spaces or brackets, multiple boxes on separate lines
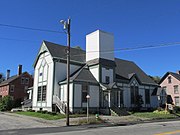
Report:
53,95,66,113
110,102,129,116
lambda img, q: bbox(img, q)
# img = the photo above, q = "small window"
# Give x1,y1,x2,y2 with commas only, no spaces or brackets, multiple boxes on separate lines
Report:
39,73,43,76
168,76,172,84
105,76,110,84
42,86,47,101
25,78,29,84
37,87,41,101
21,77,25,84
10,85,15,92
131,86,139,104
82,84,88,103
175,97,180,106
145,89,150,104
174,85,179,94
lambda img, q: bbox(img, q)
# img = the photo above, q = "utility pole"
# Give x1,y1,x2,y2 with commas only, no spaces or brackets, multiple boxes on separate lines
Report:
60,18,71,126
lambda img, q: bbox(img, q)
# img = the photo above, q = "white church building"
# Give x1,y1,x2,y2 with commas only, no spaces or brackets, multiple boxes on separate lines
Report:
32,30,158,114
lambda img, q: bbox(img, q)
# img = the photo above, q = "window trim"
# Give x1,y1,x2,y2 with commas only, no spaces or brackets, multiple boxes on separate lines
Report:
174,96,180,106
37,85,47,102
174,85,179,94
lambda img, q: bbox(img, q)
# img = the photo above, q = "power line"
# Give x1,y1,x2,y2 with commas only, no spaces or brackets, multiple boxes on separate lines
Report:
0,37,40,43
0,23,65,34
71,41,180,57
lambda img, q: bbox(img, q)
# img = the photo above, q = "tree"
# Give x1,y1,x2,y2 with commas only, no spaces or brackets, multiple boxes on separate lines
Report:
134,95,144,111
0,96,13,111
149,76,161,84
0,73,5,83
74,46,82,50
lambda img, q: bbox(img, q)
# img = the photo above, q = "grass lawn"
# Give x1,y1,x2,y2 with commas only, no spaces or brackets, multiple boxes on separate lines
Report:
132,112,178,120
16,111,66,120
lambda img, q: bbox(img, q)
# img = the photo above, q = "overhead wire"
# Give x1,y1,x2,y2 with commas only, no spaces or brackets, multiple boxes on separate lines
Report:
70,41,180,57
0,23,180,57
0,23,65,34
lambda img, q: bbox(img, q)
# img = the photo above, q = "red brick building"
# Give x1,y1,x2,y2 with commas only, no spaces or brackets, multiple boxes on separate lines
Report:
0,65,33,101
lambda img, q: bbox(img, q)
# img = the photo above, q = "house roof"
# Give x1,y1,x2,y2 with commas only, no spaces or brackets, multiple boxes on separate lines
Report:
159,72,180,84
39,41,157,86
59,65,99,84
0,72,28,86
100,82,122,91
87,58,116,67
115,58,157,86
44,40,86,63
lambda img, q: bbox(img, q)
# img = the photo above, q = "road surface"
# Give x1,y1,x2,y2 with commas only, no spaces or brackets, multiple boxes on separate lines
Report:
0,112,180,135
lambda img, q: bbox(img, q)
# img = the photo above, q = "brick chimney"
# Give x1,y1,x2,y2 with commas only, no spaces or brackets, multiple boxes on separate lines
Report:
18,65,22,76
6,70,10,80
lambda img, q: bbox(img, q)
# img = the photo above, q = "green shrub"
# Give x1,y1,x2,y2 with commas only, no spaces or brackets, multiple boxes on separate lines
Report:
0,96,13,111
37,110,42,113
41,110,48,114
27,109,35,112
51,112,57,115
173,106,180,113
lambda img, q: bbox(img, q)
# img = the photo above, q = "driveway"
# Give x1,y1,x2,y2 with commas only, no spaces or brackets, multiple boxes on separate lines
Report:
0,112,58,131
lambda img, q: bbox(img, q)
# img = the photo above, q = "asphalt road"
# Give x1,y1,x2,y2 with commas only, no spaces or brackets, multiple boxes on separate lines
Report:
0,112,180,135
0,112,56,130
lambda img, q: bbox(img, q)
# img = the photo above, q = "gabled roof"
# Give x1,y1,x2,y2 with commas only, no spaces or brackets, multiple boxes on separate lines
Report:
115,58,157,86
34,41,86,67
59,65,98,84
0,72,29,86
159,72,180,84
36,41,158,86
100,82,122,91
87,58,116,67
45,41,86,63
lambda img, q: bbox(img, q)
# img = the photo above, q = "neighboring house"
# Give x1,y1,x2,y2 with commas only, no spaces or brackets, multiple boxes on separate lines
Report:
0,65,33,102
32,30,158,114
159,71,180,107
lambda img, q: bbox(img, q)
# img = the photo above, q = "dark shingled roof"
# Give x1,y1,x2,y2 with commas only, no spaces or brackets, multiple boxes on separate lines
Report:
42,41,157,85
87,58,116,67
59,66,98,84
159,72,180,84
168,72,180,81
0,72,28,86
0,75,18,86
115,58,157,85
44,41,86,63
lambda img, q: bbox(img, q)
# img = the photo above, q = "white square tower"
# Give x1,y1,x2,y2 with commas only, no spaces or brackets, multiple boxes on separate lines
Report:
86,30,114,62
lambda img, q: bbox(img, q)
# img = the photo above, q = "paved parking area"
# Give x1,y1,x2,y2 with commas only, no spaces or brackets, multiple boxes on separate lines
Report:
0,112,57,131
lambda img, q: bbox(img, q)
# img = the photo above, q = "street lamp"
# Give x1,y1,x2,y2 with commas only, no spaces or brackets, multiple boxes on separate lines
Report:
60,18,71,126
86,95,90,123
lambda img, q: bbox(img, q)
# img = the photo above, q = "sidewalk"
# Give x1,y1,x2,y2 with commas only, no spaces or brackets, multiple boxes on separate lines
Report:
2,112,180,128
